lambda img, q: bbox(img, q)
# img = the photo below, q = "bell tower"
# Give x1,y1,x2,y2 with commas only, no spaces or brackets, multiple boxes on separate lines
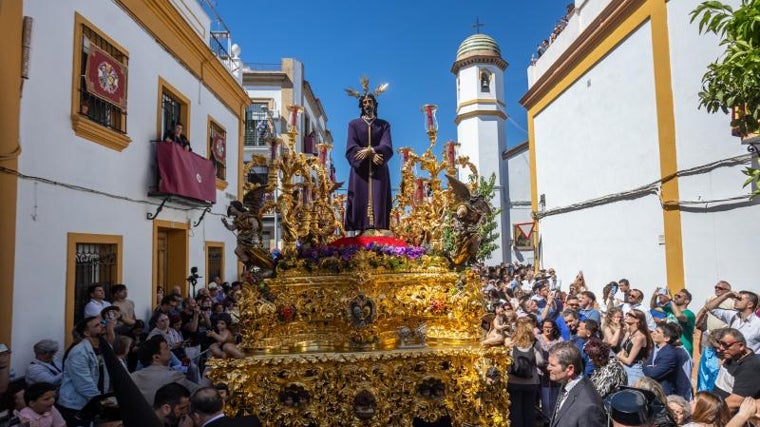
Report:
452,33,510,264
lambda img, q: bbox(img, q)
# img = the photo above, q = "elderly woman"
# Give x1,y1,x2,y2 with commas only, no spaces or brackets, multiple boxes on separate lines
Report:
585,338,627,398
667,395,692,426
635,377,677,427
25,340,63,386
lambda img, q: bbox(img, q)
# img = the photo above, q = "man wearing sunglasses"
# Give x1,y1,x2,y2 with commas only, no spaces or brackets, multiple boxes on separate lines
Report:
703,290,760,353
712,328,760,410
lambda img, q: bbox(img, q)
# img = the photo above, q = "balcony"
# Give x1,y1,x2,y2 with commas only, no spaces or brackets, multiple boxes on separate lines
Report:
148,141,216,218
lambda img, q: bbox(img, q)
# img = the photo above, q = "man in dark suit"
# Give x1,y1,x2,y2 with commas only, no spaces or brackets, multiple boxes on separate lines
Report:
642,323,680,396
189,387,261,427
547,341,606,427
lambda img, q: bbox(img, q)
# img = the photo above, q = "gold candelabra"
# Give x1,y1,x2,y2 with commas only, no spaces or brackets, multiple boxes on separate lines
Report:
390,105,480,252
241,105,343,258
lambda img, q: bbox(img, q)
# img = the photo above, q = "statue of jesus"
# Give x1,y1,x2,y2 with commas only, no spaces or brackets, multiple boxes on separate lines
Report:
344,93,393,233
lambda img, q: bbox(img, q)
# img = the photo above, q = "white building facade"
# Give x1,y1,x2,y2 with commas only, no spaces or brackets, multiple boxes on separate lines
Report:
452,34,511,264
1,0,250,369
521,0,759,307
503,141,535,265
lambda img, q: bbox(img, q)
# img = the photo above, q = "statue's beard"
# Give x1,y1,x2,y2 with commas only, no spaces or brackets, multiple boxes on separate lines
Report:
362,105,375,118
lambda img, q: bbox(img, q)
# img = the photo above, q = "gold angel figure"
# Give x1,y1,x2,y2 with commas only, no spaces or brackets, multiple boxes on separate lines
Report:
446,175,492,266
222,186,274,271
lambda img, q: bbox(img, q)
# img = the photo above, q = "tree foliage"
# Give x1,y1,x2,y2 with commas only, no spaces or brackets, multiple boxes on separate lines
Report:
691,0,760,198
475,173,502,263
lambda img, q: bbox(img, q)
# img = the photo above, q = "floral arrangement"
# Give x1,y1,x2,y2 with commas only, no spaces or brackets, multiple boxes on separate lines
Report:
275,241,428,273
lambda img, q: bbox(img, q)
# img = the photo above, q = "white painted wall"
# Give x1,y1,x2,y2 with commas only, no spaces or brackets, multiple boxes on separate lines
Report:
12,0,242,371
534,23,658,209
666,0,759,307
532,22,664,298
506,145,534,264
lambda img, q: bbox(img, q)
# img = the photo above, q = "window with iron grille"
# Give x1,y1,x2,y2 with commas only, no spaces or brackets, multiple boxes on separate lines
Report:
245,103,269,146
73,243,118,326
162,92,184,139
77,25,128,134
207,245,223,282
209,120,226,181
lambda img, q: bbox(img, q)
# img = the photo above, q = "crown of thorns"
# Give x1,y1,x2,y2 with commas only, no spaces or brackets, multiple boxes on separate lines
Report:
345,75,389,99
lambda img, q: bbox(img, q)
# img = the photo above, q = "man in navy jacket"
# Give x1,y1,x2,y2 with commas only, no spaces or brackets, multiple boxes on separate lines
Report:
642,323,680,396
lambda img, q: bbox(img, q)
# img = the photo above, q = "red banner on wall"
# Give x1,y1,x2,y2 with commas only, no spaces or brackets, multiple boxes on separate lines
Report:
84,42,128,109
156,141,216,204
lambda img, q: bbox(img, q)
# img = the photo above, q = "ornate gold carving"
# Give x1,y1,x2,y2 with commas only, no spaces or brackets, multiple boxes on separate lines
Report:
207,346,511,426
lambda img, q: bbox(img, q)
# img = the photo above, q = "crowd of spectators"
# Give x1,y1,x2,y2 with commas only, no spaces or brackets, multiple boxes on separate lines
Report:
1,261,759,427
532,4,576,65
0,277,253,427
476,262,760,427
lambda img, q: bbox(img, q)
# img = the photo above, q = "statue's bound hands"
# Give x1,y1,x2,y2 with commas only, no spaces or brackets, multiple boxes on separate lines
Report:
354,146,374,161
372,153,384,165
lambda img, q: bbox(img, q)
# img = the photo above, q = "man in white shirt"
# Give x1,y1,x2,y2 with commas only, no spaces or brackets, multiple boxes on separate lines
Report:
83,284,111,318
704,290,760,353
547,268,562,291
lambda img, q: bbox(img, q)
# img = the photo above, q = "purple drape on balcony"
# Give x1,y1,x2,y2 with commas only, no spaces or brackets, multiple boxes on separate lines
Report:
156,141,216,204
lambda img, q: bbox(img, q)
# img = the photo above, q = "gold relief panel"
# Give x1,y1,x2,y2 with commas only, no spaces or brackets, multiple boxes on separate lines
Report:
207,347,511,427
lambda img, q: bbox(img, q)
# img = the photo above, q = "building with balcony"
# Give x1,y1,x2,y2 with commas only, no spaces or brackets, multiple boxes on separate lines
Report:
242,59,334,249
520,0,759,304
0,0,250,367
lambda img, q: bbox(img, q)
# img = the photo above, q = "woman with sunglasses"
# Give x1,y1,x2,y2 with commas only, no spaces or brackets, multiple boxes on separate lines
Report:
616,309,653,386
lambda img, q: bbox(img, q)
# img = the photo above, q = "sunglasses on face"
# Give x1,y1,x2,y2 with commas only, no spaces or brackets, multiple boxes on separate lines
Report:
718,340,739,349
714,286,729,291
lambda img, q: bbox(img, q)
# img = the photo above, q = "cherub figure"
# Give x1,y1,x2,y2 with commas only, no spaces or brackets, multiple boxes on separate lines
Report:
222,186,273,271
446,175,492,266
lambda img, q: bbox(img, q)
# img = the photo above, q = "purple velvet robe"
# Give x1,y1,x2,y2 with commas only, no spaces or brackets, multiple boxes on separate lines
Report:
345,117,393,231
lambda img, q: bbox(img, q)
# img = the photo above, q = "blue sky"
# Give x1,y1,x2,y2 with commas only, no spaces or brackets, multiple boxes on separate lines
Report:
211,0,569,187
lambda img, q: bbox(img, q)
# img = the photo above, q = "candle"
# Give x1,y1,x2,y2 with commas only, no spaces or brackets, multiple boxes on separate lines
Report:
270,139,279,161
289,106,299,128
319,145,327,165
416,178,424,204
426,106,434,130
446,142,456,167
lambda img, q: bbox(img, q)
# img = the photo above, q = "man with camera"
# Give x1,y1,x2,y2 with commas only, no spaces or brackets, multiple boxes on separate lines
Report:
180,297,212,360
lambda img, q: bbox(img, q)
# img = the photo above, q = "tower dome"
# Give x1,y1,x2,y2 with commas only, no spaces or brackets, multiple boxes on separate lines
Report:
452,33,507,74
455,34,501,61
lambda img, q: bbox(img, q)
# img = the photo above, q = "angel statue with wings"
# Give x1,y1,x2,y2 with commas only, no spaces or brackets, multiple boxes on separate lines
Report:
222,186,274,271
446,175,492,266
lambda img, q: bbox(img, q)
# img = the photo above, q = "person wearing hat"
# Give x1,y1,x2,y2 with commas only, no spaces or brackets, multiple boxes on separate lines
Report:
606,387,659,427
547,341,606,427
26,340,63,386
